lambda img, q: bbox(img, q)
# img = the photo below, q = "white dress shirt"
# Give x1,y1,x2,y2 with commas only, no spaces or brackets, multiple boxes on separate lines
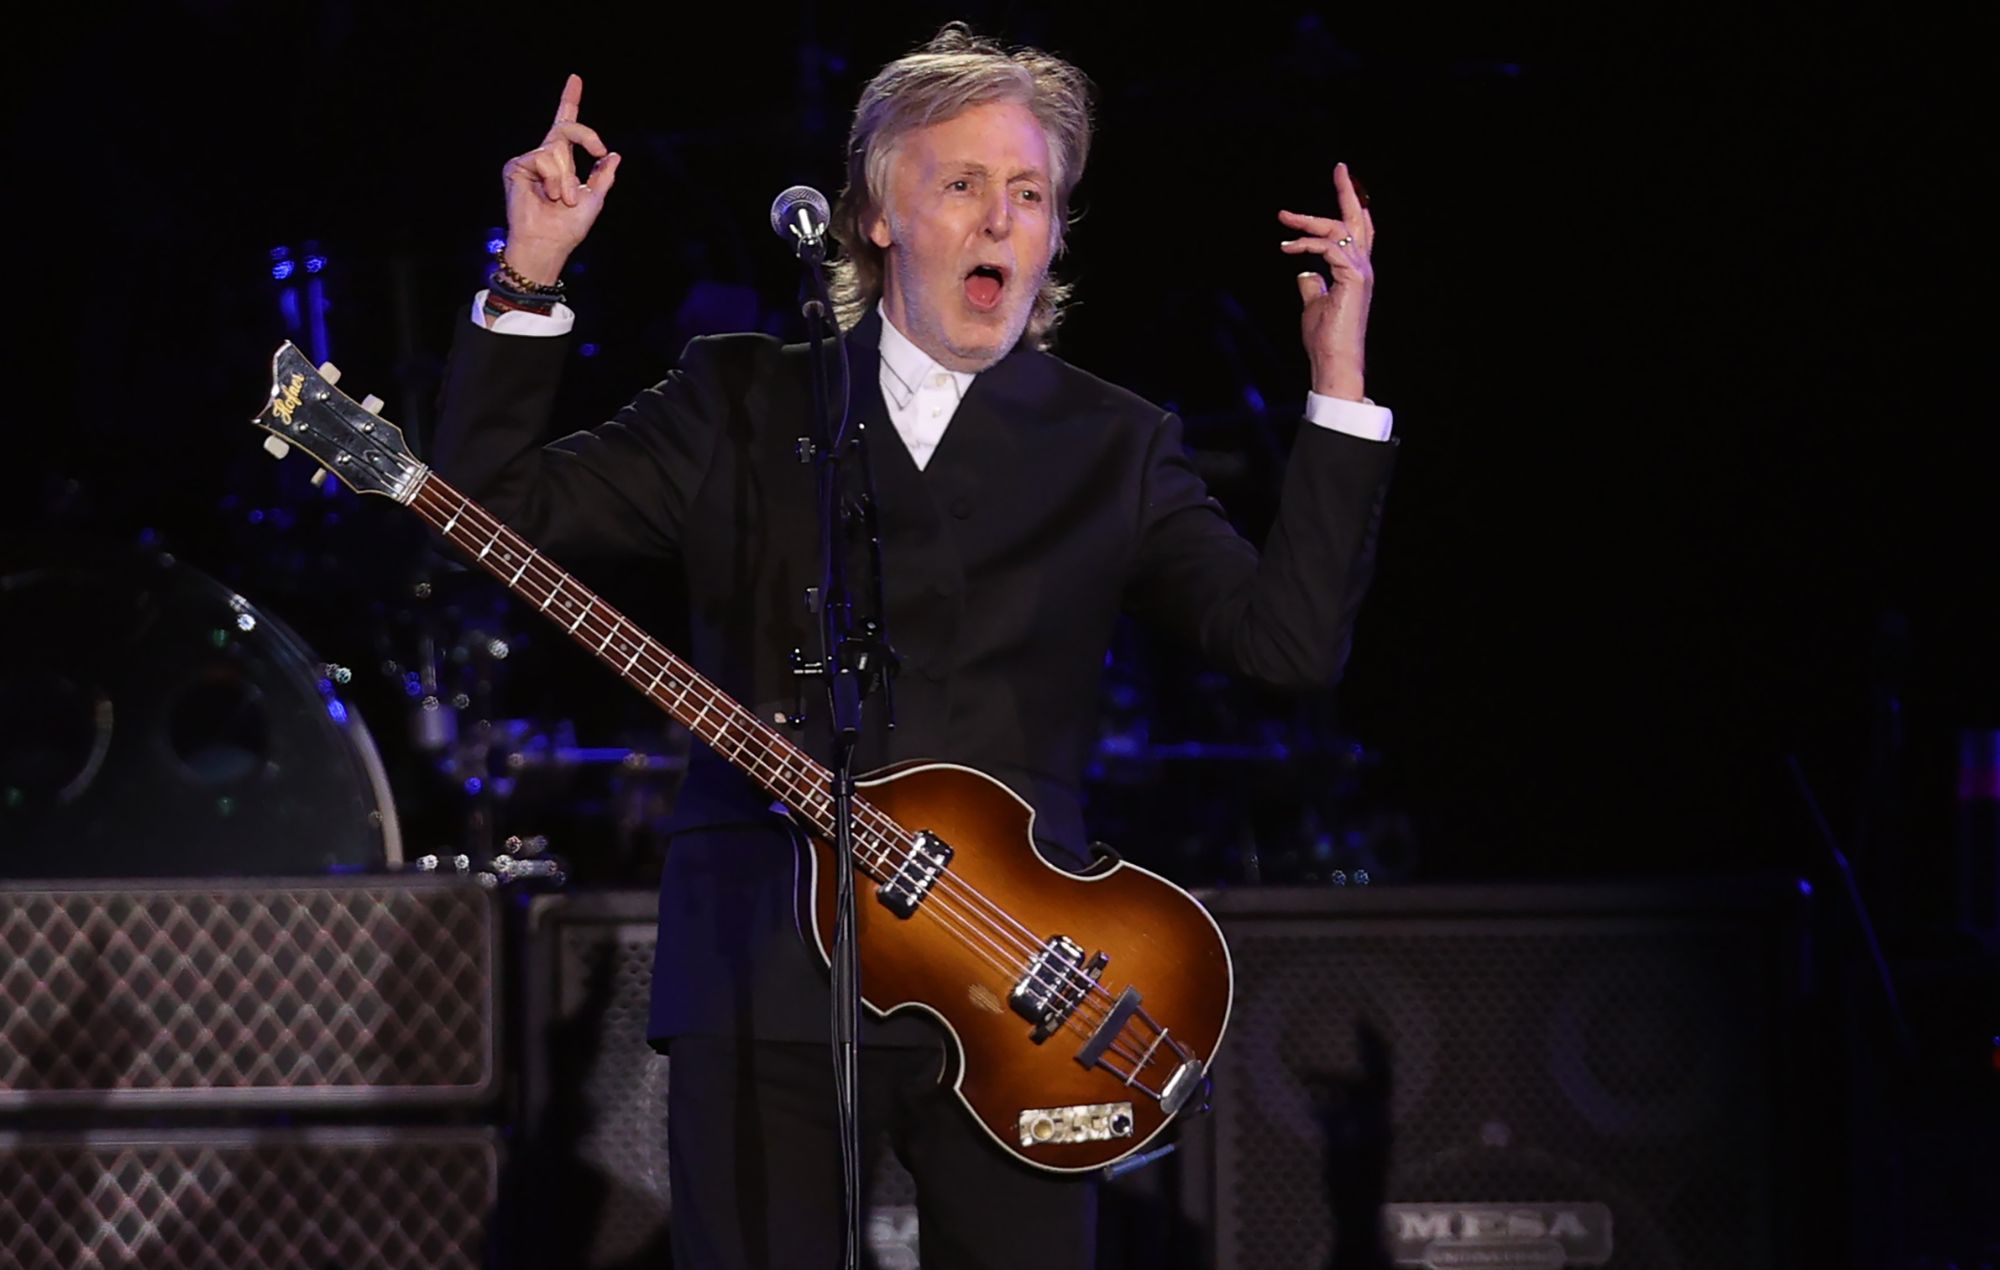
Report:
471,294,1395,463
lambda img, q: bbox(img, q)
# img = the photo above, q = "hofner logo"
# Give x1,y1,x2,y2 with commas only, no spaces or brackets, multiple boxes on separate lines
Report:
1383,1203,1613,1269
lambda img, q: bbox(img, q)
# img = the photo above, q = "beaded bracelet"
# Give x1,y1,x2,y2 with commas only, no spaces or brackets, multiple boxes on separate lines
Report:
485,268,564,310
491,252,566,297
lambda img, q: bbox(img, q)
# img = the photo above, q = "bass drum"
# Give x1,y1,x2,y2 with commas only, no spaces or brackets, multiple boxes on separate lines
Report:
0,546,401,877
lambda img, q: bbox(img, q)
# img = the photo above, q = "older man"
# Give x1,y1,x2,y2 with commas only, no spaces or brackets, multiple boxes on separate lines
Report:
434,23,1394,1269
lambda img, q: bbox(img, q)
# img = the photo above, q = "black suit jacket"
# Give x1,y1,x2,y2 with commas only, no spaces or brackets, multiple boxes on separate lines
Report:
432,308,1396,1043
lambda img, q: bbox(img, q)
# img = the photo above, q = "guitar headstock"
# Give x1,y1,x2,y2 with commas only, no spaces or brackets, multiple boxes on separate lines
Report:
251,342,426,502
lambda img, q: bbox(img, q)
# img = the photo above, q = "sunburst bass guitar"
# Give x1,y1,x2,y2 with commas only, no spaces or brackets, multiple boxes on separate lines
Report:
250,342,1233,1172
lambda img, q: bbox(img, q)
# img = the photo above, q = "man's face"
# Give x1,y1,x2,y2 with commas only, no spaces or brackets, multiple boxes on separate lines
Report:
870,98,1056,373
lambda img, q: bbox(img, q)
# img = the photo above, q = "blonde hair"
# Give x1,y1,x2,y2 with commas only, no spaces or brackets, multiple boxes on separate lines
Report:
827,22,1093,348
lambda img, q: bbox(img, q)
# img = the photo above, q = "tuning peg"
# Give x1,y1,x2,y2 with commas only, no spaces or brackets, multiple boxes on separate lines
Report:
262,436,292,459
360,394,384,414
317,361,342,385
310,468,330,488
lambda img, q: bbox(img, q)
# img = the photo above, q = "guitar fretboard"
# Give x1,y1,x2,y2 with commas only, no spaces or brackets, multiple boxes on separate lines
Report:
409,471,904,874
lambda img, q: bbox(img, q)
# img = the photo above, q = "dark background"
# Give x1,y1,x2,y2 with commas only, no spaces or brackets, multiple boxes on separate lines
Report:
6,4,1987,914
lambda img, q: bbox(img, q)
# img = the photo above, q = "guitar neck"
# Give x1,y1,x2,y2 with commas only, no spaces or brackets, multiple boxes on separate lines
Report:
407,470,848,838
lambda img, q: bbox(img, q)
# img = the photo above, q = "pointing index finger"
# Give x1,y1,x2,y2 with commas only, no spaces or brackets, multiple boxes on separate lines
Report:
554,73,583,126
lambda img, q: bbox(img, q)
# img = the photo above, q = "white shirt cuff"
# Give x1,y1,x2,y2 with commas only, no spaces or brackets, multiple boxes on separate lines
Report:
1304,391,1394,441
470,289,576,337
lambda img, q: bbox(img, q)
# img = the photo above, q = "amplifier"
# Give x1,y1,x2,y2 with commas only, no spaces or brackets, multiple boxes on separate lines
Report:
0,876,499,1110
1196,881,1803,1270
514,889,924,1269
0,1127,498,1269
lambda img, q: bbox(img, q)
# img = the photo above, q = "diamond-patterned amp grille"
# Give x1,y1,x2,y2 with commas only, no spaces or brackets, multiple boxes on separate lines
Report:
0,880,497,1108
0,1129,497,1270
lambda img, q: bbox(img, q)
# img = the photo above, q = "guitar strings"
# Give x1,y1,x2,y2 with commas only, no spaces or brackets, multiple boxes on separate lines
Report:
407,495,1169,1080
406,481,1168,1071
409,481,1176,1073
784,780,1166,1065
406,481,1159,1066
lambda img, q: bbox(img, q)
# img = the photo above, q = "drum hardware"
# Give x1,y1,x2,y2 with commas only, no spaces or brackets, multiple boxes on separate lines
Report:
410,834,567,890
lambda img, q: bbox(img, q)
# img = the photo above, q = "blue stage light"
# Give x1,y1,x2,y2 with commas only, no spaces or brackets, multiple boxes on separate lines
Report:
326,700,348,725
304,255,326,273
271,260,295,280
464,777,483,795
486,236,506,255
579,343,599,358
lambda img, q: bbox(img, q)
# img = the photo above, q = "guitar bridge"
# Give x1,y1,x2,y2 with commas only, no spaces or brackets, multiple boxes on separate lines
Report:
1074,985,1207,1115
875,830,953,918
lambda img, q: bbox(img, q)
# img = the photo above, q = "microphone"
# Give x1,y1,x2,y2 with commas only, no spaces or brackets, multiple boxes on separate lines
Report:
770,185,832,261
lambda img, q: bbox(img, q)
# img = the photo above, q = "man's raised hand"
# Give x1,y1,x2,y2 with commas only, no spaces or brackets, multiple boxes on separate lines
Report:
1280,162,1375,402
499,74,621,284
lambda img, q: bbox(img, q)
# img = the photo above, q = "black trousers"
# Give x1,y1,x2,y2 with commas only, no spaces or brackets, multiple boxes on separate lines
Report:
665,1035,1098,1269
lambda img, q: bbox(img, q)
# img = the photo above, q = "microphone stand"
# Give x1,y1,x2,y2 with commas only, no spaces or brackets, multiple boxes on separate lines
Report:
783,209,895,1270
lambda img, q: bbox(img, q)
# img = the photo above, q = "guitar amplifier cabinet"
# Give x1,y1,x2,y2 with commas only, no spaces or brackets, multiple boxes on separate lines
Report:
0,1127,498,1269
514,889,924,1269
1193,881,1806,1270
0,877,499,1111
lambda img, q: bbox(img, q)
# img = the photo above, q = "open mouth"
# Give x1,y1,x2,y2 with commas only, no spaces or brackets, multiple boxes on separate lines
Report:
964,265,1006,312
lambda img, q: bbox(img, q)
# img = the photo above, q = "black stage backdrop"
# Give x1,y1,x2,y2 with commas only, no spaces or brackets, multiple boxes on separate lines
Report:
5,4,1987,901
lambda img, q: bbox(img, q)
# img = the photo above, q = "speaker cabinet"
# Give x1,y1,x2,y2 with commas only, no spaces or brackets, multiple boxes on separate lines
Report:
0,878,499,1111
515,890,923,1269
0,1128,498,1269
1198,882,1801,1270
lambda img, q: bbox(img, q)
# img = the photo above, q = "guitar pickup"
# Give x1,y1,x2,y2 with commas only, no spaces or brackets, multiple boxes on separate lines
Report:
876,830,953,918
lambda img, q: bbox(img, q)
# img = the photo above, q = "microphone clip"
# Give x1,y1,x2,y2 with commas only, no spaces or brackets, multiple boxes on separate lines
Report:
770,185,832,265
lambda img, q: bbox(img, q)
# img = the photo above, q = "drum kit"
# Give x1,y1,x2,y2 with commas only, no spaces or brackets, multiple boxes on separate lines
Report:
0,518,690,887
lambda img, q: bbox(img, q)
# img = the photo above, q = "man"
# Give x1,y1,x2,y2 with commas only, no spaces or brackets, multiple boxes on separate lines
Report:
433,23,1394,1269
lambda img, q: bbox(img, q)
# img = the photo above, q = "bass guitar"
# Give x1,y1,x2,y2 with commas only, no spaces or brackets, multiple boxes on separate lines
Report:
250,342,1232,1172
